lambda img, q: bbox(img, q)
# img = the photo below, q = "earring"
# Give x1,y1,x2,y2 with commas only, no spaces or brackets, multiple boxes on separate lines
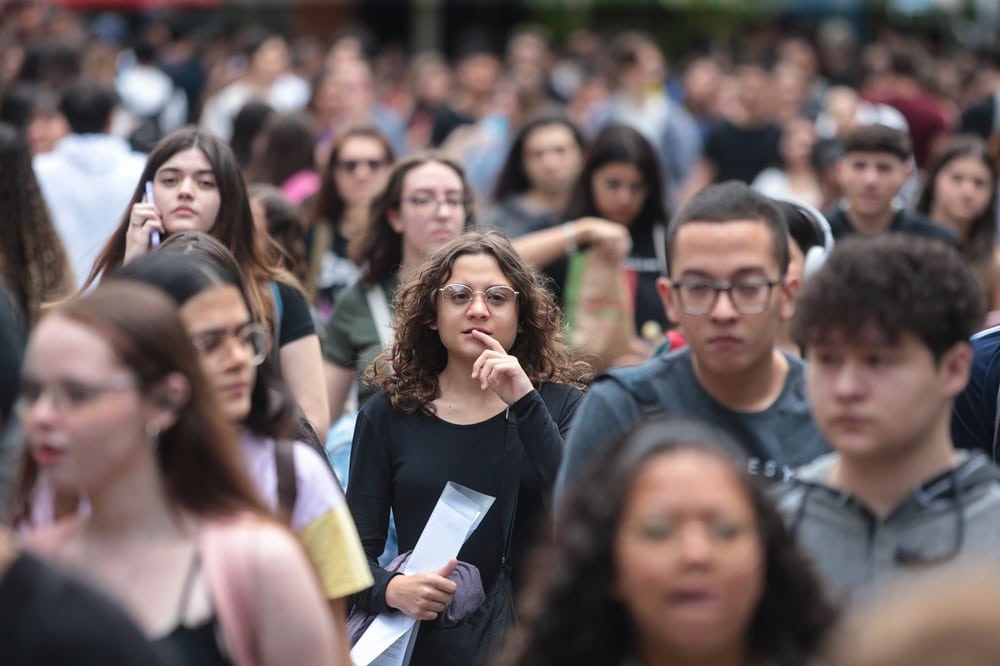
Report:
145,421,160,442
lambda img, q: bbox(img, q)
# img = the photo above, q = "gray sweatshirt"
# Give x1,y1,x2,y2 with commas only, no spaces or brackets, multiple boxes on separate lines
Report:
777,451,1000,606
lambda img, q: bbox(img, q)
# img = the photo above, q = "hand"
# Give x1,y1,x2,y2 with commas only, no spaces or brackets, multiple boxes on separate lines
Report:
123,199,165,265
470,330,533,405
573,217,632,263
385,559,459,621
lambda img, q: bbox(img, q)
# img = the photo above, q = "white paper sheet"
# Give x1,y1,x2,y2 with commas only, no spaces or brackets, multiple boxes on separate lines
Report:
350,481,495,666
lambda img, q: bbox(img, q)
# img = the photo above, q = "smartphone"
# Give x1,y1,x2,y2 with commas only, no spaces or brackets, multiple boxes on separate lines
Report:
145,181,161,248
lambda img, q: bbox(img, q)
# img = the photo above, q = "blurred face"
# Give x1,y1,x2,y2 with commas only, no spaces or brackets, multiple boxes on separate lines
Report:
614,450,764,661
180,285,263,424
251,37,290,81
25,109,69,155
388,161,468,262
805,327,969,464
779,118,816,166
430,253,520,364
20,315,150,494
931,156,993,230
591,161,647,226
332,136,390,207
153,147,222,235
837,151,909,221
660,221,794,378
522,124,583,196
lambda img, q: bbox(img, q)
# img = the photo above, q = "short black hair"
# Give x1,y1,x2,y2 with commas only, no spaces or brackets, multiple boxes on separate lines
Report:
842,123,912,161
58,80,116,134
791,235,984,360
666,181,789,276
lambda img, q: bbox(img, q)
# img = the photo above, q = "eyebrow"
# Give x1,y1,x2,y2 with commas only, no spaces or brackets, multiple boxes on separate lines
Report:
677,267,770,279
408,188,464,196
157,167,216,176
190,321,253,337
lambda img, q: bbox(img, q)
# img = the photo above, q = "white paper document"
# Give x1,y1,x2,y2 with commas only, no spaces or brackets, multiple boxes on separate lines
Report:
350,482,495,666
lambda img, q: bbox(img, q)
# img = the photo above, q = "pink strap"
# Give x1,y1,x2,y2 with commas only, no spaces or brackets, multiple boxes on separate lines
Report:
200,514,262,666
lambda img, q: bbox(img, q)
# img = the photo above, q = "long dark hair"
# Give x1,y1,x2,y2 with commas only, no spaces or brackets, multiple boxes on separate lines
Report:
305,125,394,231
0,122,74,324
496,418,835,666
351,153,476,287
112,232,299,442
916,135,998,267
13,281,269,523
83,128,295,334
371,230,590,414
565,124,669,236
493,115,585,201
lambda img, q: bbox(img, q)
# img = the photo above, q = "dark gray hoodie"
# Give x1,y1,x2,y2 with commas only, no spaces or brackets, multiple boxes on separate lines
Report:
777,451,1000,606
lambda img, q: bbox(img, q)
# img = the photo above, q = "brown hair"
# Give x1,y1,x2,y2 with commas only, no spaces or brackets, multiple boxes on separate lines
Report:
369,230,591,414
83,128,298,335
12,281,268,523
350,153,476,287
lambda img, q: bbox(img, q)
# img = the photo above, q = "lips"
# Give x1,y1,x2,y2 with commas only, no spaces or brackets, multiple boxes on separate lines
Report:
463,327,493,336
707,336,742,349
172,206,196,216
32,444,66,466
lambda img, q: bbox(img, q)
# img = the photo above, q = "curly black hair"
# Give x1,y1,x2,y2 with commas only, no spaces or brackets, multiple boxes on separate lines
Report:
791,234,985,360
495,418,835,666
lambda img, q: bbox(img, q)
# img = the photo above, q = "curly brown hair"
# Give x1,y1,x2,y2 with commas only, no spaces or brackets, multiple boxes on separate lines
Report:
0,122,74,323
369,230,591,414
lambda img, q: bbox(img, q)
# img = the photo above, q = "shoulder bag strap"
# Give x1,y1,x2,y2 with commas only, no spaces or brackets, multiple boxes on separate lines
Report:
365,282,394,349
500,410,523,565
274,439,298,525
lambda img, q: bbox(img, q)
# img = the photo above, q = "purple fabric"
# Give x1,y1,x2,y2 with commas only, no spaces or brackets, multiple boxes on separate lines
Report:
347,551,486,645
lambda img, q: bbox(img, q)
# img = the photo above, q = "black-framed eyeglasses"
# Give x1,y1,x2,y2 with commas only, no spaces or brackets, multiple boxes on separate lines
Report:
190,322,269,366
336,159,386,174
669,277,784,315
438,284,519,311
404,195,469,218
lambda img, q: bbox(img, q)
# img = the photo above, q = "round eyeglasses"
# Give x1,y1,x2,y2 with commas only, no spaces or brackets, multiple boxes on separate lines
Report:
669,277,783,315
438,284,519,311
190,322,269,366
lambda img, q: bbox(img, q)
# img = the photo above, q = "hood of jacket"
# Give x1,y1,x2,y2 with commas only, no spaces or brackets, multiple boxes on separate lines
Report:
45,134,143,176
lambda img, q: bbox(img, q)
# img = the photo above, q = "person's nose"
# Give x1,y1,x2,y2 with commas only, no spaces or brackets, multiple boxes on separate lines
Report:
178,175,195,199
219,334,253,371
831,360,866,400
465,292,490,318
708,287,740,322
676,524,714,566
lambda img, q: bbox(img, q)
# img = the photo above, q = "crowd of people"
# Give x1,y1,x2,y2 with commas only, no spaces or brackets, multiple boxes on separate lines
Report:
6,4,1000,665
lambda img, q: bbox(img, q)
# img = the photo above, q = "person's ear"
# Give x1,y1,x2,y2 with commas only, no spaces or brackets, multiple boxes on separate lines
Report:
657,276,679,325
148,372,191,433
387,207,404,234
779,274,800,322
939,341,973,400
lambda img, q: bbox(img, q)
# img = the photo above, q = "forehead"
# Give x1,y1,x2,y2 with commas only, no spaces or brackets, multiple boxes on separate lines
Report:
25,315,123,378
339,135,387,158
524,124,576,151
593,161,643,181
443,253,510,284
843,151,905,166
671,220,780,275
403,161,463,193
179,285,250,332
624,450,753,514
158,147,213,173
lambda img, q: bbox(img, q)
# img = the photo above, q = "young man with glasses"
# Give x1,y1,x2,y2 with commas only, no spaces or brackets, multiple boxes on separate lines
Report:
556,182,828,503
777,235,1000,606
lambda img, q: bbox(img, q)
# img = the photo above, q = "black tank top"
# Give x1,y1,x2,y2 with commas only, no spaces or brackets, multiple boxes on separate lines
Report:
152,552,231,666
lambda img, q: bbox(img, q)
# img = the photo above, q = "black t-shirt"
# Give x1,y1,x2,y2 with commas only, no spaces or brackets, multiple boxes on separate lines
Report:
825,207,960,248
704,119,781,184
0,553,175,665
275,281,316,347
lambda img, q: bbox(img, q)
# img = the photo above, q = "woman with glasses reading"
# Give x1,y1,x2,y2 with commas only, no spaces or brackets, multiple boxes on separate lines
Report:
14,281,342,665
347,230,590,665
113,233,372,659
304,126,395,321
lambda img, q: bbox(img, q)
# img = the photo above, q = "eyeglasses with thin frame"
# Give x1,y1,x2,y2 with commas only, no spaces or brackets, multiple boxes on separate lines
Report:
404,194,469,218
337,159,386,174
190,322,269,366
438,284,519,311
15,375,138,416
669,276,784,315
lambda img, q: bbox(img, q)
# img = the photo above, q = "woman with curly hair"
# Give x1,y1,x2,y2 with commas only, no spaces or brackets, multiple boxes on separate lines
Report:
346,230,590,665
915,135,1000,321
497,418,835,666
0,122,74,325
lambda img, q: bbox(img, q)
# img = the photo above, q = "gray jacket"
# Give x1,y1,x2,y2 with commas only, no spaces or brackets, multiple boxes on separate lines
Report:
777,451,1000,606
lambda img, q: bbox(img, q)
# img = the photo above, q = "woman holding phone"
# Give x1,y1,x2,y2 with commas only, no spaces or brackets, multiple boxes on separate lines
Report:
83,128,330,439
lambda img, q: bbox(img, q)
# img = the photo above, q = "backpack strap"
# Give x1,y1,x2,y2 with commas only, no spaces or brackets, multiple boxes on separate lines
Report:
364,282,394,349
304,220,333,305
274,439,297,525
597,365,662,417
993,381,1000,462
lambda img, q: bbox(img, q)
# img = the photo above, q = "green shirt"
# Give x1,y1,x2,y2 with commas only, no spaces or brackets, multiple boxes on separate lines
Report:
322,274,400,408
